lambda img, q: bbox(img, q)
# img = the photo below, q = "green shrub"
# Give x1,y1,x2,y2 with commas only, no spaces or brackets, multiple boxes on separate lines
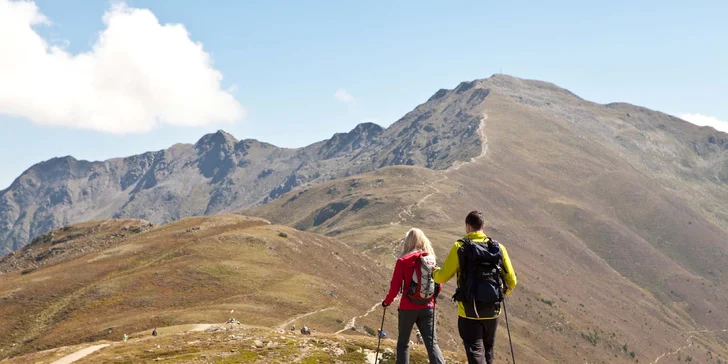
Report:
537,297,554,306
278,232,288,238
363,326,377,336
582,330,600,345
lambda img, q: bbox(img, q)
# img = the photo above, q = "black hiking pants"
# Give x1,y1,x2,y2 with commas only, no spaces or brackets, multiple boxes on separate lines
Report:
458,317,498,364
396,308,445,364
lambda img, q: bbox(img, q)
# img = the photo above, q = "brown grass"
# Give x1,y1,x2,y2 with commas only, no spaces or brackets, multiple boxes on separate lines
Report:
0,215,391,359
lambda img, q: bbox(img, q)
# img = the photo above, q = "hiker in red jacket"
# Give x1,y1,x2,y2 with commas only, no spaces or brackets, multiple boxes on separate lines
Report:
382,228,445,364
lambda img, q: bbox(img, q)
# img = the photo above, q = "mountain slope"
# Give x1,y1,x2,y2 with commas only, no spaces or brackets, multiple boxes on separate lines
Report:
0,97,485,254
248,75,728,363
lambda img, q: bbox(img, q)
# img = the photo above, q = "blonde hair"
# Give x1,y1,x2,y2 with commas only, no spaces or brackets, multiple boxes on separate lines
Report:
401,228,436,258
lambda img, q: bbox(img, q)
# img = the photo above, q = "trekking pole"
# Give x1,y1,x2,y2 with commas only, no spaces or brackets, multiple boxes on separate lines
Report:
502,297,517,364
430,299,436,354
374,306,387,364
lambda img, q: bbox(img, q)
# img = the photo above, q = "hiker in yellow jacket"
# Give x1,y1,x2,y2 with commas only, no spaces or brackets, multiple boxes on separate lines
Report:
433,211,517,364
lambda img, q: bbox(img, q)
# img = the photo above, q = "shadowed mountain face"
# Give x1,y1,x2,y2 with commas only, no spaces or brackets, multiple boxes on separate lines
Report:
0,88,486,254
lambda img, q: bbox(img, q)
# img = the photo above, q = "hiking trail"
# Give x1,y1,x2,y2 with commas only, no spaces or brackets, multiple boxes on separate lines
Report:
276,307,336,331
51,344,110,364
190,324,215,332
649,328,728,364
335,301,384,335
392,113,489,225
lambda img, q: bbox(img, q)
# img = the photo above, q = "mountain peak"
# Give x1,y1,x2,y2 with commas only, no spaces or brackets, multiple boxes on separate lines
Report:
351,122,384,134
195,130,239,149
476,73,581,100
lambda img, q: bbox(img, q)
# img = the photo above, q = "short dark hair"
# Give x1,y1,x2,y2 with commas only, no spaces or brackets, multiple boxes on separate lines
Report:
465,211,485,230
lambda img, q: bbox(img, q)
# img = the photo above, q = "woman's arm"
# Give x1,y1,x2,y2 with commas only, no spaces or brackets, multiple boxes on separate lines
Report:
383,258,403,306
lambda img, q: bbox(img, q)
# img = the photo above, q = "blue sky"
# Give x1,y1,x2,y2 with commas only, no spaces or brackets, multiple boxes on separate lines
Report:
1,0,726,190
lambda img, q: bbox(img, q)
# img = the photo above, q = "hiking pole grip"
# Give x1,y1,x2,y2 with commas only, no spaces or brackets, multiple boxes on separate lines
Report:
503,297,516,364
374,306,387,364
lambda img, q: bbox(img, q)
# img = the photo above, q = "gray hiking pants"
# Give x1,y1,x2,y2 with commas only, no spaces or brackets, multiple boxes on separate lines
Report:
396,308,445,364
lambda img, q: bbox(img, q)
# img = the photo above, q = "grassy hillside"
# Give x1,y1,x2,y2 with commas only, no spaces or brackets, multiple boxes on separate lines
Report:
0,215,403,359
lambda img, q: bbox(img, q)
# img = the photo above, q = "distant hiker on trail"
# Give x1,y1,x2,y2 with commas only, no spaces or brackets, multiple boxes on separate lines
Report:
291,324,296,331
415,329,423,345
123,334,128,342
152,328,158,336
433,211,517,364
301,326,311,335
382,228,445,364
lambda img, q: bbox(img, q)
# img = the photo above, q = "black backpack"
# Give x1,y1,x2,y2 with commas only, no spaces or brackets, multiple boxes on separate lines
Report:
453,237,507,318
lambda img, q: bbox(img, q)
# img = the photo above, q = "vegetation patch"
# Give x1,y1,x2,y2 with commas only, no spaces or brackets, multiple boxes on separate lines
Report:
363,326,377,336
215,350,260,363
582,330,600,345
536,296,554,306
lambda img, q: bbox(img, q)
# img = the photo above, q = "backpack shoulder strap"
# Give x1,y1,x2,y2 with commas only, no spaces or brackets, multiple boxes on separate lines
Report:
489,239,509,274
488,239,510,292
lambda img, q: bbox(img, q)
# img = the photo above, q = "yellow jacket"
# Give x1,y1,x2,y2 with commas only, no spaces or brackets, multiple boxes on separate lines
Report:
433,231,517,319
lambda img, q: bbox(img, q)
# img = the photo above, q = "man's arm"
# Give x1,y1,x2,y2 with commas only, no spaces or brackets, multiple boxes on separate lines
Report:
501,244,517,295
433,242,459,284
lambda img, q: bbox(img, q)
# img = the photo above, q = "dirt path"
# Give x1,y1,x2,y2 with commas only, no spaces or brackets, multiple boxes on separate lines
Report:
650,328,728,364
50,344,109,364
276,307,336,331
190,324,215,332
335,302,384,335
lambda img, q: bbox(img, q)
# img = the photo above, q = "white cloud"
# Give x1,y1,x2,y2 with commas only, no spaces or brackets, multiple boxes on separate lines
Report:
0,0,244,134
679,113,728,133
334,89,354,102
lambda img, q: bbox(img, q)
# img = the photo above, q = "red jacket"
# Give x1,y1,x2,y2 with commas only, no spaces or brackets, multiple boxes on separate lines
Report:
383,250,435,310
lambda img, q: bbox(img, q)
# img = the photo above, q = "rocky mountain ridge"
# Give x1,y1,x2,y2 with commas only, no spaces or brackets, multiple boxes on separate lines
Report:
0,80,488,254
3,74,727,255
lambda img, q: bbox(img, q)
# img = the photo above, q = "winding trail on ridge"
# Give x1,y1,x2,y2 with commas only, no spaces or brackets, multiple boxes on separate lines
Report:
347,114,490,339
393,112,489,225
649,328,728,364
276,306,336,331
